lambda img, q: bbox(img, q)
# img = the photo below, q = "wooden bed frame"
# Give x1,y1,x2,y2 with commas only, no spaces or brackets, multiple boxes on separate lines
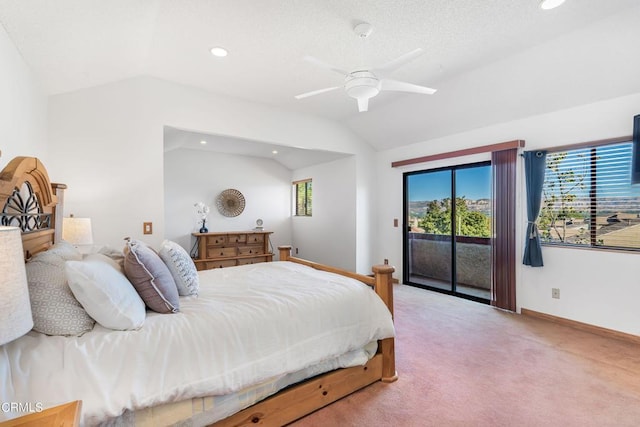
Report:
0,156,397,427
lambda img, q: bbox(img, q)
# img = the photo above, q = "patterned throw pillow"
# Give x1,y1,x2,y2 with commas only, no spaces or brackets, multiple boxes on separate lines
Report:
26,242,95,336
123,239,179,313
158,240,199,296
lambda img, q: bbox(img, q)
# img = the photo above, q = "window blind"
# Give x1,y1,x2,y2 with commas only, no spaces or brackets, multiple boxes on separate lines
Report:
540,141,640,249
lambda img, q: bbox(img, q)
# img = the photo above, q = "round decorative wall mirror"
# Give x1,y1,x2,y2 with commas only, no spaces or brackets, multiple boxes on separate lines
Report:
216,189,245,217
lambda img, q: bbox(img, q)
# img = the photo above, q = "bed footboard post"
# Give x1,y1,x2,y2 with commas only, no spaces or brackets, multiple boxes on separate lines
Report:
278,245,292,261
372,264,398,383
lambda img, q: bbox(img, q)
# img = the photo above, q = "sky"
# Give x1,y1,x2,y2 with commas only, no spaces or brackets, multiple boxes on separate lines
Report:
407,165,492,201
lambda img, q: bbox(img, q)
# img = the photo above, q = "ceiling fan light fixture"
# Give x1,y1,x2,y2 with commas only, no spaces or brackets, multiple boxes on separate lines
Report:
345,71,380,100
296,49,436,113
540,0,566,10
346,84,379,100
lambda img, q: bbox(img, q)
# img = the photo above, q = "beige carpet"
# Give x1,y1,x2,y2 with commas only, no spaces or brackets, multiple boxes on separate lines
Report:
292,284,640,426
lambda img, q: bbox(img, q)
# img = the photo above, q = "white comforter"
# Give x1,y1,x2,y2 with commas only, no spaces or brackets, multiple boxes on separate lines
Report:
0,261,395,425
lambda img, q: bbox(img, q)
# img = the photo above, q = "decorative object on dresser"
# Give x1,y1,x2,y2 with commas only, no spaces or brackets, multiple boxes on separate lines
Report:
254,218,264,230
193,201,210,233
215,188,245,217
0,226,32,345
191,230,273,270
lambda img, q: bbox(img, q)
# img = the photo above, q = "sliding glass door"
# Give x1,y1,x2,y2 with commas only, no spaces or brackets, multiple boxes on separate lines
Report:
404,162,492,303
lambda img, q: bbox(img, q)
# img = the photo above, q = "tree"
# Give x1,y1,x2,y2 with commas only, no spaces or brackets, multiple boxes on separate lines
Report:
418,197,490,237
538,152,588,243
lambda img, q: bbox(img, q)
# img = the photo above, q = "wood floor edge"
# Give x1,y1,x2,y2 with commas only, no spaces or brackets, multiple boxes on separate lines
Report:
520,308,640,345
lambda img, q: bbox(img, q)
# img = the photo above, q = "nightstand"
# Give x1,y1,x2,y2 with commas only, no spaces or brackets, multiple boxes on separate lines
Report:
0,401,81,427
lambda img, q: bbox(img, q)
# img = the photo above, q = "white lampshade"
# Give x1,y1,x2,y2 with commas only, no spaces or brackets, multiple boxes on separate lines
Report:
63,217,93,246
0,226,33,346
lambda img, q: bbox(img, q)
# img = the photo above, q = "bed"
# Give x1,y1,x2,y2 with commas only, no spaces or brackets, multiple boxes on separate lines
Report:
0,156,397,426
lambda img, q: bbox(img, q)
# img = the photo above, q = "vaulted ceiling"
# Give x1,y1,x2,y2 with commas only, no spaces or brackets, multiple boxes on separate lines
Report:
1,0,639,151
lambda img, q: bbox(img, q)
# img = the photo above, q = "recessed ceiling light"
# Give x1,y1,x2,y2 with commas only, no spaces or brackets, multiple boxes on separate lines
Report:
200,140,207,145
210,47,228,57
540,0,566,10
272,150,278,154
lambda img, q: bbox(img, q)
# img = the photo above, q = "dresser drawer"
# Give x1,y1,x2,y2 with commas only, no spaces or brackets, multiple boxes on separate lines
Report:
206,246,237,258
246,234,265,244
203,259,238,269
237,256,270,266
238,246,265,256
205,235,227,246
227,234,247,244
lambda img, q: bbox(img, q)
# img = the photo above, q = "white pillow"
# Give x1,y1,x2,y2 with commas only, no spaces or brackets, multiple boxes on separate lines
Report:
84,252,122,272
66,254,146,330
158,240,199,296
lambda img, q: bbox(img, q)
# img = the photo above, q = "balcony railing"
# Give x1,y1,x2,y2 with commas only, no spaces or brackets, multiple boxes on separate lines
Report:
408,232,491,291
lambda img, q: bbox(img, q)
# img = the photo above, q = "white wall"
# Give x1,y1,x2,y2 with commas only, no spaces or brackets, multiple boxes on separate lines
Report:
164,148,292,257
0,24,47,168
291,156,356,270
48,76,376,268
376,92,640,336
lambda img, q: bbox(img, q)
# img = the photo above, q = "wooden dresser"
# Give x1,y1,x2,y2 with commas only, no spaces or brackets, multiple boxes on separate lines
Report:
192,231,273,271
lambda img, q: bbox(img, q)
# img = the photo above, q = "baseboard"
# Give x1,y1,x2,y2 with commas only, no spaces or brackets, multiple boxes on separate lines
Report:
521,308,640,345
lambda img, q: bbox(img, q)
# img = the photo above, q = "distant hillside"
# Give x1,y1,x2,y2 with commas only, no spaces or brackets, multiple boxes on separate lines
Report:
409,199,491,218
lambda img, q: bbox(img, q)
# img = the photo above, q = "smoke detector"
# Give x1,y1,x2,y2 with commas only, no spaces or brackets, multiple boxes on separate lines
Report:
354,22,373,38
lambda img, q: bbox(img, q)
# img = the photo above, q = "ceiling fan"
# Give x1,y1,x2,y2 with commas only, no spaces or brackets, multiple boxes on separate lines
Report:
294,23,437,113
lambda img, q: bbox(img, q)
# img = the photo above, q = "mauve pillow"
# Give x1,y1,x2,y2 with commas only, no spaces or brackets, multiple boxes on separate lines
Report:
123,239,179,313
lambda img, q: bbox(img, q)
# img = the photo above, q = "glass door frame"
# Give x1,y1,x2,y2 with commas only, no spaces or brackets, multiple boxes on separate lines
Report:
403,160,492,304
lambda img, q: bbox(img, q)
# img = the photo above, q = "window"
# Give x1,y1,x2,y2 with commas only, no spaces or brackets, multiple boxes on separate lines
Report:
540,140,640,250
294,179,312,216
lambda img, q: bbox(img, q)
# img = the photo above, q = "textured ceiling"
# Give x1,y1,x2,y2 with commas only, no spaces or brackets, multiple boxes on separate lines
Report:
1,0,639,151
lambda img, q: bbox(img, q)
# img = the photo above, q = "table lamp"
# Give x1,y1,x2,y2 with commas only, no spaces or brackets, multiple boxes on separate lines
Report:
0,226,33,345
62,215,93,250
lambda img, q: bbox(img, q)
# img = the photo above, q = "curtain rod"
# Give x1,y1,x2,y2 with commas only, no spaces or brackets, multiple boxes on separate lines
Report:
536,135,632,153
391,140,525,168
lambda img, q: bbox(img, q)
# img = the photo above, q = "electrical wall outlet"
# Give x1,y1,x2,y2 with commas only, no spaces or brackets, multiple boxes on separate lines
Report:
552,288,560,299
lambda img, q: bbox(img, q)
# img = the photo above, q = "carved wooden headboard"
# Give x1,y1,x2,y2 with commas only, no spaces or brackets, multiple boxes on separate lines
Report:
0,156,66,259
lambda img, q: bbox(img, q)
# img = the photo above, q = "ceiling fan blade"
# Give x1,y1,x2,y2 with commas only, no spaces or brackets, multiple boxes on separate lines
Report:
303,56,349,76
294,86,341,99
380,79,437,95
357,97,369,112
373,48,425,73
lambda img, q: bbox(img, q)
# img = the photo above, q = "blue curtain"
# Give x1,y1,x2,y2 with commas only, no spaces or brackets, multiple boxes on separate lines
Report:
522,150,547,267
